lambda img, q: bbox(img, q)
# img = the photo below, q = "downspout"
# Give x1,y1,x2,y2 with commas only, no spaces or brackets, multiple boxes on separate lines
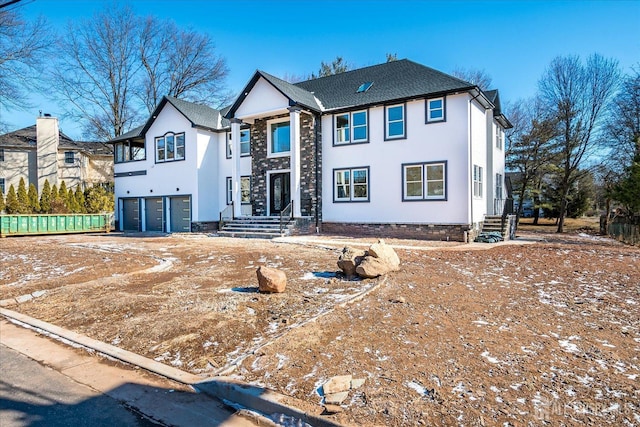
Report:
468,90,483,242
314,113,320,233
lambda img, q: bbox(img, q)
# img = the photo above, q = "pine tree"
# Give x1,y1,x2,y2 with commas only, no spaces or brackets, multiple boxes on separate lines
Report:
0,190,5,213
28,183,40,213
40,179,52,213
17,177,29,214
50,184,66,214
5,185,19,214
74,185,86,213
67,188,80,212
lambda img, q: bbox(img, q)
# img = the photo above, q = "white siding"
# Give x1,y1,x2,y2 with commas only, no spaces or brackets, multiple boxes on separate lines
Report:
470,99,488,224
322,93,473,225
235,77,290,119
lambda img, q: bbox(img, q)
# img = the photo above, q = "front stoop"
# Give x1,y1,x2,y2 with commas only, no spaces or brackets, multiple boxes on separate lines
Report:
481,215,506,237
218,216,293,239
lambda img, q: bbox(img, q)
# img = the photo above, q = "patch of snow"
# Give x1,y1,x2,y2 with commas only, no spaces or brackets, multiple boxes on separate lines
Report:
481,351,501,364
406,380,429,396
558,339,580,354
472,320,489,325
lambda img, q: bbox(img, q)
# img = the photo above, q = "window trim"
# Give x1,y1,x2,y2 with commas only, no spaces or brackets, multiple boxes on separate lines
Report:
226,128,251,159
333,109,369,146
495,123,503,150
384,103,406,140
267,118,291,158
473,164,484,198
64,151,75,164
155,131,186,163
402,161,448,202
496,173,503,200
0,177,5,194
114,140,146,164
332,166,370,203
425,96,446,123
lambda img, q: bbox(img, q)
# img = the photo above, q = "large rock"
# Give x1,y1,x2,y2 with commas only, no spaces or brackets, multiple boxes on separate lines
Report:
322,375,352,394
355,239,400,278
256,266,286,293
337,247,367,277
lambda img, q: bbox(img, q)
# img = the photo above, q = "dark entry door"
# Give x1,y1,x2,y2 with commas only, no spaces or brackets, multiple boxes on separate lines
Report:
269,172,290,215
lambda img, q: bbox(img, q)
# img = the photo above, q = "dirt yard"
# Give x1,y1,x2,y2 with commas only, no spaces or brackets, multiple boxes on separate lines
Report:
1,225,638,426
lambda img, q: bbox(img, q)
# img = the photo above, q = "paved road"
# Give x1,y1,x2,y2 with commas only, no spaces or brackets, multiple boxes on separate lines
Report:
0,344,159,427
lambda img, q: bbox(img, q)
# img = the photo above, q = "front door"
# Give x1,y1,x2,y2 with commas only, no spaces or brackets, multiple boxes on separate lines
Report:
269,172,290,215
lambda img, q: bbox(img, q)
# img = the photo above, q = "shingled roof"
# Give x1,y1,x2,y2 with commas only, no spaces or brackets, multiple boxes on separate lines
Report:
0,125,111,156
295,59,476,110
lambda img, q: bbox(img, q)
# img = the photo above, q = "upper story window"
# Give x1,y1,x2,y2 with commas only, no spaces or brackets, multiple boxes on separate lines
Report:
0,178,5,194
334,110,368,145
385,104,406,140
403,161,447,201
473,164,483,198
495,124,503,150
64,151,75,164
0,148,4,162
226,129,251,158
115,140,146,163
267,119,290,157
156,132,185,163
426,97,445,123
334,167,369,202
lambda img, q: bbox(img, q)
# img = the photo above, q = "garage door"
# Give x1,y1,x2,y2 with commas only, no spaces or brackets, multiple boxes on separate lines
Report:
145,198,164,232
169,196,191,232
121,198,140,231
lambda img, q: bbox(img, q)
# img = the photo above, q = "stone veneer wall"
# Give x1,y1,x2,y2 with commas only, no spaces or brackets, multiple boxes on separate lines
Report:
250,112,321,219
321,222,475,242
191,221,219,233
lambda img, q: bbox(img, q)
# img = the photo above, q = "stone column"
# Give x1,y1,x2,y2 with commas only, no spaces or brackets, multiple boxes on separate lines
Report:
230,118,243,218
288,106,302,217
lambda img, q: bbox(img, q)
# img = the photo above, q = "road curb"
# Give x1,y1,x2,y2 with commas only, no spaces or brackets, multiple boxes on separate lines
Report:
0,308,347,427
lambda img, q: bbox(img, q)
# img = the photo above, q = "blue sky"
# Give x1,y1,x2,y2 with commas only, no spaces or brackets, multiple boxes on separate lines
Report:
4,0,640,139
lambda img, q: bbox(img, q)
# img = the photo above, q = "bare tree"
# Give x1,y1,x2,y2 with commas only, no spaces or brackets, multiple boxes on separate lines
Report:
538,54,620,233
311,56,351,79
51,4,140,140
606,65,640,165
0,2,49,129
139,17,229,112
452,67,493,91
505,97,558,224
52,3,229,140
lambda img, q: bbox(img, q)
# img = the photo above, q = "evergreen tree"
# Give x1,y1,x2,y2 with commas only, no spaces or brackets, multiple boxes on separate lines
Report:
74,185,86,213
0,190,5,213
28,183,40,213
5,185,19,214
613,156,640,215
85,185,114,213
16,177,29,213
39,179,52,213
50,183,68,214
67,188,80,212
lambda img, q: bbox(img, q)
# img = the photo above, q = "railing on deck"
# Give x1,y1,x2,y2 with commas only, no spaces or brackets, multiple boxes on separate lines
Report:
279,200,293,234
219,202,234,230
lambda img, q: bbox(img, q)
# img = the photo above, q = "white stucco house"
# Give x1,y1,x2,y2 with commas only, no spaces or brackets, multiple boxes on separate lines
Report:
110,59,511,241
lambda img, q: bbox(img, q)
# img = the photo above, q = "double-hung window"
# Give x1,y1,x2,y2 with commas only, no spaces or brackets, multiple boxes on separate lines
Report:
402,162,446,201
426,97,445,123
495,124,503,150
156,132,185,163
473,165,483,197
385,104,406,139
334,110,368,145
334,167,369,202
0,178,5,194
226,129,251,158
268,120,290,156
496,173,503,199
64,151,75,164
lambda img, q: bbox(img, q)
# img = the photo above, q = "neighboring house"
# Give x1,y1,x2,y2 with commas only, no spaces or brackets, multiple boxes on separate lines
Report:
110,59,511,240
0,116,113,196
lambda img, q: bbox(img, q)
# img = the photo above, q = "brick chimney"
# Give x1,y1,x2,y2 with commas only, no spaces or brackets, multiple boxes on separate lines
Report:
36,115,60,191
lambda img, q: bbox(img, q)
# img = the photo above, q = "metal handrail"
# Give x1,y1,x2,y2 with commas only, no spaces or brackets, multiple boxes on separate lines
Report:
279,200,293,234
219,202,234,230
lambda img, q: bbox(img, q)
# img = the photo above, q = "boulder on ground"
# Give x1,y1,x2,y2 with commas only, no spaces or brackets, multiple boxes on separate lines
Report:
337,247,367,277
368,239,400,269
256,266,287,293
322,374,353,394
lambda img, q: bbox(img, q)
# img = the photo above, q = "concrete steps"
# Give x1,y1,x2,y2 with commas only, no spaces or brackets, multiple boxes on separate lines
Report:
218,216,293,239
481,215,506,237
